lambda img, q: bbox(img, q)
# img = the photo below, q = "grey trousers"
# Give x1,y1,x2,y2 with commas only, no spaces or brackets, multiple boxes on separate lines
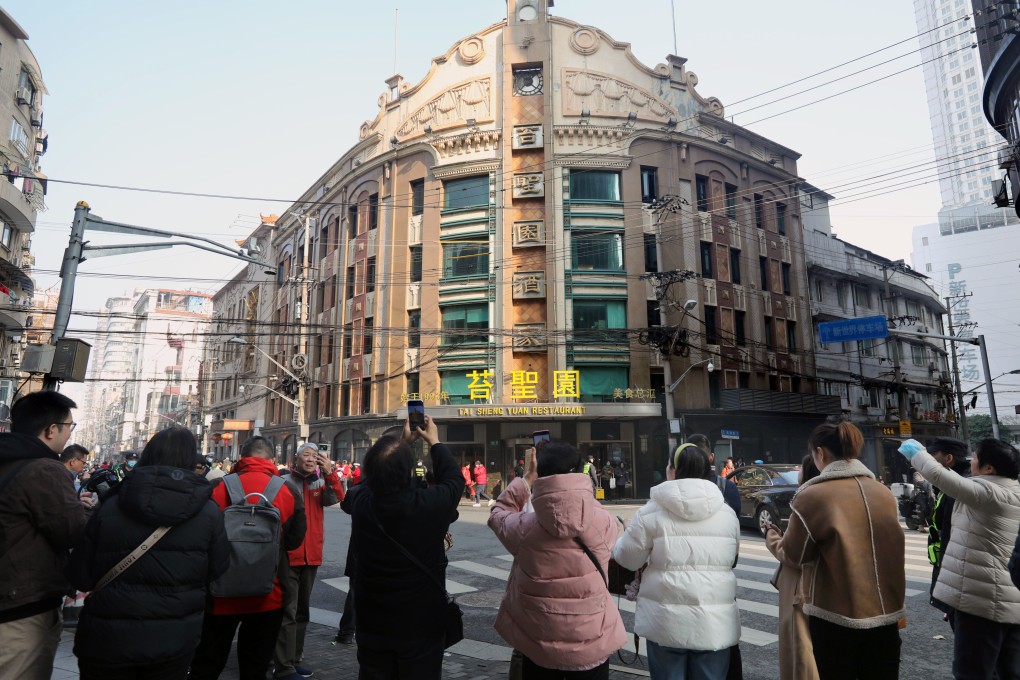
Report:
273,564,318,678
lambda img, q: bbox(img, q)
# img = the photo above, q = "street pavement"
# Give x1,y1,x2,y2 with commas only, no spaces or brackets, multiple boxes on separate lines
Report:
52,498,951,679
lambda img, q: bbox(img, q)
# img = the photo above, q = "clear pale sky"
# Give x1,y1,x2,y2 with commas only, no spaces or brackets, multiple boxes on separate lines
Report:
7,0,942,324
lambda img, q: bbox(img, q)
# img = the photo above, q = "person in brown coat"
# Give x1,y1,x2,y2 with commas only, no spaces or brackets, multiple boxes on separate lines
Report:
765,454,821,680
766,421,905,680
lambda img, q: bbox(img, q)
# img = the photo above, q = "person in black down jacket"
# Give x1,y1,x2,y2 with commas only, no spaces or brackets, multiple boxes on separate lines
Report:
66,426,229,680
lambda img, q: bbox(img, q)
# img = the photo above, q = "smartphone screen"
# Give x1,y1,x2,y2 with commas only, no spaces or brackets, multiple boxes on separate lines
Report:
532,429,550,447
407,399,426,430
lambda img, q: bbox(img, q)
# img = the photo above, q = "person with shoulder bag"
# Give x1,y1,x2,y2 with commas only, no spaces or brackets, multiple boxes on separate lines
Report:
489,440,627,679
66,427,229,679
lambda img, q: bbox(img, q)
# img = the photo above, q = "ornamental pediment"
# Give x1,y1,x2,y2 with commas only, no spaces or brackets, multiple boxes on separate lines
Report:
395,77,494,140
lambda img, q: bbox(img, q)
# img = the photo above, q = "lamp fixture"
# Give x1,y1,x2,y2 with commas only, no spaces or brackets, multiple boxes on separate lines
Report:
664,116,677,129
390,135,399,147
718,135,730,144
423,124,433,135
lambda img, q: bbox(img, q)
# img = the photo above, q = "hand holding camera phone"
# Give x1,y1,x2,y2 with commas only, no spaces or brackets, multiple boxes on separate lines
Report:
407,399,426,430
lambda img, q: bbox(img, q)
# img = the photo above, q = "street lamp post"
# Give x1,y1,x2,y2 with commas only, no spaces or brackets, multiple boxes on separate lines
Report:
228,337,308,440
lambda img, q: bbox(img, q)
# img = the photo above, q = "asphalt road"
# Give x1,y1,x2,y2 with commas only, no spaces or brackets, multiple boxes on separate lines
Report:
310,499,952,679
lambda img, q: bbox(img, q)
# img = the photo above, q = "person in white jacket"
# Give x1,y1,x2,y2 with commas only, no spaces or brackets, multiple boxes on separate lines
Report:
613,444,740,680
900,436,1020,680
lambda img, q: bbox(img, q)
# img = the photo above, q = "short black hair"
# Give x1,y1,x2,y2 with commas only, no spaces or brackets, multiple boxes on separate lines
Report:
362,435,414,496
138,427,199,471
687,433,711,455
674,445,711,480
537,440,581,477
975,439,1020,480
60,444,89,463
11,391,76,437
800,454,821,484
240,435,275,459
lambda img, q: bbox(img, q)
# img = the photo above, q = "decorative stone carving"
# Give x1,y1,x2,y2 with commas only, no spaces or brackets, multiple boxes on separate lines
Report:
431,130,502,159
512,124,543,149
458,37,485,64
569,27,600,55
513,221,544,247
513,271,546,299
563,69,675,121
395,77,493,139
512,172,544,199
514,323,546,352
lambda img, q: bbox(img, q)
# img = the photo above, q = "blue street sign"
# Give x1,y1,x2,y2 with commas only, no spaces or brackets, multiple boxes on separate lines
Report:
721,429,740,440
817,315,889,344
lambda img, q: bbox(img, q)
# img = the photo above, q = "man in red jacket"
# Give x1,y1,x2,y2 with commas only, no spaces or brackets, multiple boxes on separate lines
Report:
273,443,343,679
189,436,306,680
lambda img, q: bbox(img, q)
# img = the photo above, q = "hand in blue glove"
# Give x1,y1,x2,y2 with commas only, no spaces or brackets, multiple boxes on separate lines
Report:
898,439,925,459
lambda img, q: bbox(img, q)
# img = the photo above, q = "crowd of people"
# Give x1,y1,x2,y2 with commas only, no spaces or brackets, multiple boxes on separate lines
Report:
3,388,1020,680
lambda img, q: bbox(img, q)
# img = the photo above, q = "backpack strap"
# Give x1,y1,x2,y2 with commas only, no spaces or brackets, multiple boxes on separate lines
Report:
222,474,246,506
261,476,285,505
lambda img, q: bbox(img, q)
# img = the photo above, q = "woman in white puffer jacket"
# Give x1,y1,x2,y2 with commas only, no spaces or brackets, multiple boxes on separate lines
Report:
613,444,740,680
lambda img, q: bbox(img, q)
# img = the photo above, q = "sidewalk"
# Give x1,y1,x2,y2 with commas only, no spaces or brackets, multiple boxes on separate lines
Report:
52,621,650,679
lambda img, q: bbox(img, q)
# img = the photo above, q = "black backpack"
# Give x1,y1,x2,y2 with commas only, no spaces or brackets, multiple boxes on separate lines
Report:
209,473,285,598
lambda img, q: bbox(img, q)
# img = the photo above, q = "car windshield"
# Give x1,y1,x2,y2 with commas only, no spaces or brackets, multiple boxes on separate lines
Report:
775,470,800,485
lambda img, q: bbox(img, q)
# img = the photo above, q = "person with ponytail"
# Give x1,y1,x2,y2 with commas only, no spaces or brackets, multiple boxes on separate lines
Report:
767,421,905,680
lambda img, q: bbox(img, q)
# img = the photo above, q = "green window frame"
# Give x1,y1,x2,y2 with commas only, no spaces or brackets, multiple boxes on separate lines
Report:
572,232,623,271
579,366,629,403
443,176,489,210
441,304,489,345
569,170,621,202
441,371,473,405
573,300,627,343
443,240,489,278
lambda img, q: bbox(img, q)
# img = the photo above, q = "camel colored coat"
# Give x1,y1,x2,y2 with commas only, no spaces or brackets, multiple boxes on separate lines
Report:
766,532,819,680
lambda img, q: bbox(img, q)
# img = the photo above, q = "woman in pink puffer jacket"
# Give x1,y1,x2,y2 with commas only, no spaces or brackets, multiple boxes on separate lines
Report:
488,441,627,679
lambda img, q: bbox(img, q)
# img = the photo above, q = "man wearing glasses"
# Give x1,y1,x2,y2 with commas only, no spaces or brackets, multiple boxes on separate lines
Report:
0,391,86,680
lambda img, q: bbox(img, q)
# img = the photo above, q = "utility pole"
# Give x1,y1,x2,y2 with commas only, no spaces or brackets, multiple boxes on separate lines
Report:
44,202,90,390
978,334,1001,440
945,293,971,442
296,213,312,441
882,262,908,428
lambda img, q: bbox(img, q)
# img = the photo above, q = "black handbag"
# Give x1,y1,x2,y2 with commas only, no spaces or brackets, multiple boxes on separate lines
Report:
371,511,464,649
575,538,642,666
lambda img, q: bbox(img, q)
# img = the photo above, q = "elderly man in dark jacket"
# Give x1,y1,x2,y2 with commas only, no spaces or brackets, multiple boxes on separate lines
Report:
0,391,85,680
66,427,230,678
343,415,463,679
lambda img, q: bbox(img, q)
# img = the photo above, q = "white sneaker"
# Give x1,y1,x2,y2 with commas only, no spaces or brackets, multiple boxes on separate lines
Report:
473,502,480,507
488,499,494,507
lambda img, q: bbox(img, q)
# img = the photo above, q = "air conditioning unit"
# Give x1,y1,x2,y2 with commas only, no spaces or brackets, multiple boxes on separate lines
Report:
16,88,31,105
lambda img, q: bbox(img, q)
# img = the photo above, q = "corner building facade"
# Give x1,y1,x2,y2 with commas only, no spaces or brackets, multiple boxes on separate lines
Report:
257,0,828,496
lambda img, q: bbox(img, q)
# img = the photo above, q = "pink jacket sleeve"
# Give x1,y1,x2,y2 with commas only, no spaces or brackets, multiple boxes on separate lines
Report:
487,477,533,556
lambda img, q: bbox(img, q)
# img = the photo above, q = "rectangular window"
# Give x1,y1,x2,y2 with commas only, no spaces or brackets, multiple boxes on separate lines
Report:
347,204,358,239
406,372,420,397
368,193,379,230
572,232,624,271
725,183,738,219
647,300,660,327
735,311,746,347
764,316,774,350
759,256,769,290
444,175,489,210
8,120,27,156
343,324,353,358
579,366,629,403
408,310,421,348
345,266,355,300
781,263,792,295
340,382,350,416
696,175,709,212
363,318,374,355
704,305,718,345
730,249,741,285
905,300,920,318
787,321,797,353
320,221,329,259
573,300,627,343
911,344,926,366
776,203,787,235
700,242,714,278
640,166,658,203
853,284,870,308
411,179,425,216
366,257,376,293
569,170,621,201
443,240,489,278
361,380,372,414
860,338,876,357
442,304,488,345
410,246,422,282
754,194,764,229
643,234,658,273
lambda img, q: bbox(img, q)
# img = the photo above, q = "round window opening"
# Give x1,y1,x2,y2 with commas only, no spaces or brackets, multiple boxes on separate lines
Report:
518,4,538,21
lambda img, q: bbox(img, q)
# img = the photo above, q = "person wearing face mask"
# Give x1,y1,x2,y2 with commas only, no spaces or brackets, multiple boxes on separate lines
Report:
114,451,139,482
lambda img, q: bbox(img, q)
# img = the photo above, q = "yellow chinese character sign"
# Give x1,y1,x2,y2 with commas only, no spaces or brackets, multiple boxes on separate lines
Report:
466,370,493,400
553,370,580,399
510,371,539,400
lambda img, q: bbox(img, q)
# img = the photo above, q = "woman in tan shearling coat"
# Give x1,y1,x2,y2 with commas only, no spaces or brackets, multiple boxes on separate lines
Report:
764,455,820,680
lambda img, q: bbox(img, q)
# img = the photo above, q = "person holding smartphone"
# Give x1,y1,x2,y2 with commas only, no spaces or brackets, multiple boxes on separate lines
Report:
274,443,344,679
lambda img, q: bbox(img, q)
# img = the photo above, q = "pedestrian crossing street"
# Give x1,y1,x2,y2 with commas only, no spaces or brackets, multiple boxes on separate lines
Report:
322,527,933,653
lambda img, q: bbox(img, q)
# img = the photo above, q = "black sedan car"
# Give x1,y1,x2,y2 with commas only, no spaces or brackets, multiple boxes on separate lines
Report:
725,464,801,533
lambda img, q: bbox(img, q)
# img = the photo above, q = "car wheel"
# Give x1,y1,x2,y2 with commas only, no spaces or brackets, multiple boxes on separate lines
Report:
755,505,777,535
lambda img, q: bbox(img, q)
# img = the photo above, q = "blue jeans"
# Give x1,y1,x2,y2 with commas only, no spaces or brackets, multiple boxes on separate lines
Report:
646,640,729,680
475,484,492,501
